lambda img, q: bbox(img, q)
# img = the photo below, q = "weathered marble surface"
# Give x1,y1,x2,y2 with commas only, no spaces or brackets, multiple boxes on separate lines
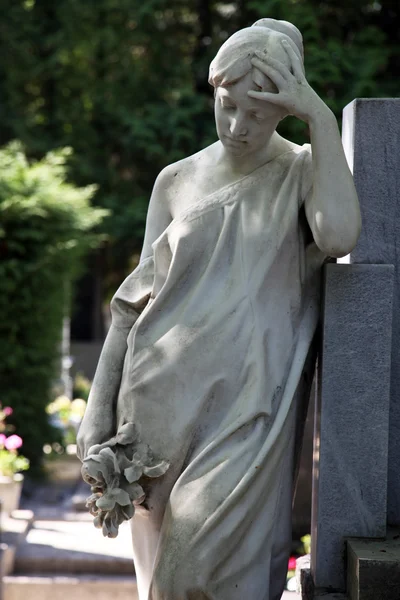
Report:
311,263,394,591
343,98,400,526
78,18,360,600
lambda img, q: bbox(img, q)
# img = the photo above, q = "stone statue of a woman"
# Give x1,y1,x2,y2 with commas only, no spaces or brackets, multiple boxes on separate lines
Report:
77,18,361,600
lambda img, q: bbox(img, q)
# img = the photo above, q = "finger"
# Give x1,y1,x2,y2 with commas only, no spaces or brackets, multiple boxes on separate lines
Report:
247,89,287,108
281,39,305,82
254,51,291,81
251,57,286,91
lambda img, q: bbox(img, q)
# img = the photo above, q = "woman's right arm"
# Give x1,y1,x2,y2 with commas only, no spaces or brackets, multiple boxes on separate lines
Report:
76,324,129,459
77,167,173,460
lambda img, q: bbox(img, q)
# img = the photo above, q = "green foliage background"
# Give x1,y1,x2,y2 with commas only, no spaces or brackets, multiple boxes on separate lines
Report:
0,0,398,292
0,142,106,470
0,0,397,468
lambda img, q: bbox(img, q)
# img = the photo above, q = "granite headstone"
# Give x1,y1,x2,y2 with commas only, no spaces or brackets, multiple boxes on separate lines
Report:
342,98,400,526
311,263,394,591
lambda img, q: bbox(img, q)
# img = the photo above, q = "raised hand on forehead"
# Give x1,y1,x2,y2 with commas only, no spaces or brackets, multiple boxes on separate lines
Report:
248,39,330,124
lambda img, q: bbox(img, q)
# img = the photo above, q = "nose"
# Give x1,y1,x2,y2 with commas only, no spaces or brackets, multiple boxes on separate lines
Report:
229,115,248,137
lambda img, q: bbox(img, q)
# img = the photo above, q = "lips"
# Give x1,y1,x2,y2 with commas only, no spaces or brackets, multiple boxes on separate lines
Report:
225,136,247,144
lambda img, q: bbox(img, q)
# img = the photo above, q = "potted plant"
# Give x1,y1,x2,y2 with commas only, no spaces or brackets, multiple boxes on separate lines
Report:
0,406,29,515
44,394,87,483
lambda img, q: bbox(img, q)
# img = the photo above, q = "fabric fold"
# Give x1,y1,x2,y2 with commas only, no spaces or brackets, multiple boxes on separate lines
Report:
110,256,155,330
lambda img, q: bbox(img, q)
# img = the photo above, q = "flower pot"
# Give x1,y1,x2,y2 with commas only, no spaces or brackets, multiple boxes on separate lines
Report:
44,453,82,484
0,474,24,515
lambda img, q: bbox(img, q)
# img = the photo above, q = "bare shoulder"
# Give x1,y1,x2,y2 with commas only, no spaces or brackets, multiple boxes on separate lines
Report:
156,144,218,216
158,145,215,188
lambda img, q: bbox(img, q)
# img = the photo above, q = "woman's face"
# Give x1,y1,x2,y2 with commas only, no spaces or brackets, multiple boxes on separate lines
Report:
214,70,284,158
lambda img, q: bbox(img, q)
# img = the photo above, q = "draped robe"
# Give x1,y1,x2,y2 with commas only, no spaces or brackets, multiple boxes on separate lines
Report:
98,144,326,600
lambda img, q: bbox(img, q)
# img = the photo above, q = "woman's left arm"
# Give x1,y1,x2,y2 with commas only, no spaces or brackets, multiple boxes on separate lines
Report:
304,105,361,257
249,41,361,257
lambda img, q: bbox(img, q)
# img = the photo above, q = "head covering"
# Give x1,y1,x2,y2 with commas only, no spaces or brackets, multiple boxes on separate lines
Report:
209,18,303,88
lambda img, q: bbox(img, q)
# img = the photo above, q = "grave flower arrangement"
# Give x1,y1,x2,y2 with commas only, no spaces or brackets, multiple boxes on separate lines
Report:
46,395,87,448
286,555,297,591
285,534,312,591
0,405,29,477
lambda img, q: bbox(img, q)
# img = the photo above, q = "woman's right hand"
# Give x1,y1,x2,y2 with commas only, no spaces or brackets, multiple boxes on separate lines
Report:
76,424,98,461
76,410,115,461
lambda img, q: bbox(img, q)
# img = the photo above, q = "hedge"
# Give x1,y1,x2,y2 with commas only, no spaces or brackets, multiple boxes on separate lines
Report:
0,141,107,473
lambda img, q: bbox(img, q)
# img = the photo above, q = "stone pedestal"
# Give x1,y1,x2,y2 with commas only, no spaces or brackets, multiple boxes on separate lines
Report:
342,98,400,526
347,531,400,600
311,263,394,592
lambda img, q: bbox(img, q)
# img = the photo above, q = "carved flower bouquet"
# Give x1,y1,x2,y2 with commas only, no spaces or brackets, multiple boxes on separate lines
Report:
82,422,169,538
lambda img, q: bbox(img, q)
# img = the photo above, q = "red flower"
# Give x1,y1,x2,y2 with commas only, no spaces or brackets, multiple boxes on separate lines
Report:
288,556,297,570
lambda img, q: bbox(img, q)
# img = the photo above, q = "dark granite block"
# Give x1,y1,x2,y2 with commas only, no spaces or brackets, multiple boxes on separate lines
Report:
343,99,400,525
347,534,400,600
311,263,394,591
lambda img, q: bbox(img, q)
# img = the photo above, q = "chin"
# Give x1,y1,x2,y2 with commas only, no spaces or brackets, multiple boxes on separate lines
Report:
226,147,248,157
221,134,266,157
221,139,253,157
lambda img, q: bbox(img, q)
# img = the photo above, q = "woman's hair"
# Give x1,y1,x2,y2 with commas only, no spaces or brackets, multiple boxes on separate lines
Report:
208,19,304,90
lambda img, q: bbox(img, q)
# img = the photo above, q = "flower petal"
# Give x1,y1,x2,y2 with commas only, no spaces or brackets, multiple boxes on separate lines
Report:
85,454,103,463
86,492,102,506
126,482,145,504
98,447,117,460
121,504,135,520
131,442,151,463
113,504,131,524
99,447,121,473
93,513,105,529
143,460,169,478
81,472,97,486
96,493,117,511
112,488,131,506
84,448,120,486
102,512,119,538
81,461,104,485
86,444,103,456
88,504,100,517
124,464,143,483
115,423,138,446
115,447,131,470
